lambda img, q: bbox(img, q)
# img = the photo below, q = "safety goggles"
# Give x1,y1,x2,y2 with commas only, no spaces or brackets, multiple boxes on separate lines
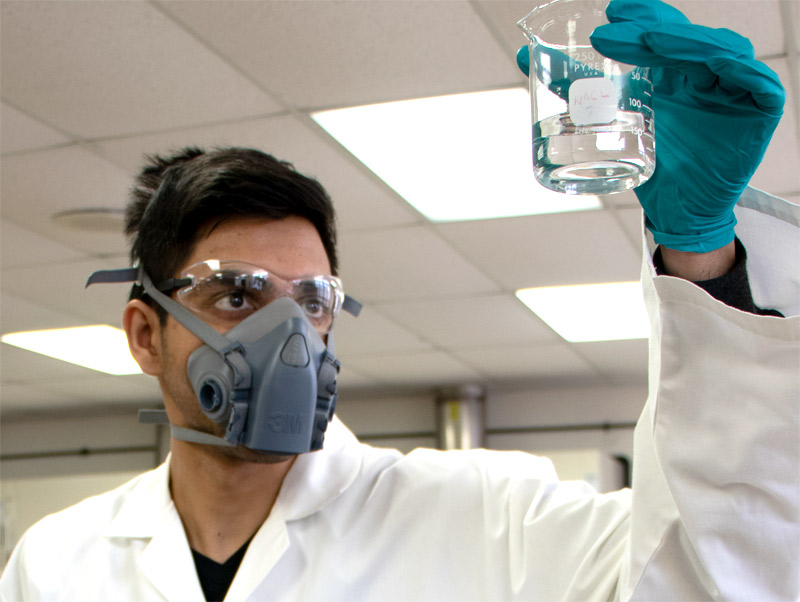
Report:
158,260,348,334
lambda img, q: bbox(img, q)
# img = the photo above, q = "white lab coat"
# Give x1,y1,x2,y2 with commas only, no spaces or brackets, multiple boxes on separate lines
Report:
2,187,798,602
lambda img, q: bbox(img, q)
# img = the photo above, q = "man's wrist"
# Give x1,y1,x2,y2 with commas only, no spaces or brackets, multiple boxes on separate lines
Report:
659,241,737,281
653,239,784,317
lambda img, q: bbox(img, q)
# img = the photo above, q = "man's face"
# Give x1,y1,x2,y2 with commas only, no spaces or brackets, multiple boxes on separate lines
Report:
157,215,332,461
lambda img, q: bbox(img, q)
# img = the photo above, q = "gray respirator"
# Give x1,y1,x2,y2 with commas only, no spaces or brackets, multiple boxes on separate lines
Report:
87,267,361,454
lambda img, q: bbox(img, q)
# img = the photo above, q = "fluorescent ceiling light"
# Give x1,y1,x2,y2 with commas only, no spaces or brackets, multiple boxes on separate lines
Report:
312,88,601,222
516,281,649,342
1,325,142,375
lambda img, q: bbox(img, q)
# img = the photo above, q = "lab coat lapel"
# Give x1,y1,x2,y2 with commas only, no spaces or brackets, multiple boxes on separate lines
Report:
221,418,363,602
221,508,290,602
278,417,362,521
138,504,205,602
104,459,205,602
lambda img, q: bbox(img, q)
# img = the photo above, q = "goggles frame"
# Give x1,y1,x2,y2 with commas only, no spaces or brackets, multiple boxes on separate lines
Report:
155,259,348,335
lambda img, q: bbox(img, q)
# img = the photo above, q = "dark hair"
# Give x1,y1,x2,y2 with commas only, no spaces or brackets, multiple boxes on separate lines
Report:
125,147,339,318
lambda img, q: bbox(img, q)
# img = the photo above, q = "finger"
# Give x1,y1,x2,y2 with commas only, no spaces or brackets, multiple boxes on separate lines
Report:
591,21,668,65
516,46,530,77
592,21,756,68
707,56,786,115
644,23,755,62
605,0,690,26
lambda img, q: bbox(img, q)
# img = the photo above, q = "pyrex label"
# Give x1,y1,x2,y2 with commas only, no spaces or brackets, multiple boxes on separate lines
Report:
569,78,617,126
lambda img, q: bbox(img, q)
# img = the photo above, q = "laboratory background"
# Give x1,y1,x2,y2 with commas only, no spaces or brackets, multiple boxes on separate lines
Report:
1,0,798,565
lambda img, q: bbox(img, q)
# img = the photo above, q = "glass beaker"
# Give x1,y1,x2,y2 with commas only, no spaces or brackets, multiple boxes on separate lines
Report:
518,0,655,195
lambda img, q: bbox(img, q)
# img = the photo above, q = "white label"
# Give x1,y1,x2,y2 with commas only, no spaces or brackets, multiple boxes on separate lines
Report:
568,78,617,126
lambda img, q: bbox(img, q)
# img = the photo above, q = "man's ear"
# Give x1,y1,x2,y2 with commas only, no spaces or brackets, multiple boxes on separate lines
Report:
123,299,164,376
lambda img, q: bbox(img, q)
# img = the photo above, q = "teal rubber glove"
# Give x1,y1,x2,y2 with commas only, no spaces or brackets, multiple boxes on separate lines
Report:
591,0,785,252
517,0,785,253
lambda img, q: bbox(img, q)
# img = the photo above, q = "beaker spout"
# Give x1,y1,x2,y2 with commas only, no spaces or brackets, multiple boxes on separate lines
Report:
517,0,610,42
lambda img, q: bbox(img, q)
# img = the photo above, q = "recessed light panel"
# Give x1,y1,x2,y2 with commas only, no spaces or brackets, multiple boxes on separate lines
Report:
312,89,601,222
516,281,649,342
2,325,142,375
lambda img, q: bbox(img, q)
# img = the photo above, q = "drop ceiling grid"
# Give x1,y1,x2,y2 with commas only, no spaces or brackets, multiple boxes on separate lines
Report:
1,257,133,328
0,104,71,155
90,113,423,233
337,225,502,303
0,220,86,271
0,1,283,139
0,0,797,414
155,0,524,111
433,209,643,291
0,292,91,335
0,146,134,257
374,293,560,349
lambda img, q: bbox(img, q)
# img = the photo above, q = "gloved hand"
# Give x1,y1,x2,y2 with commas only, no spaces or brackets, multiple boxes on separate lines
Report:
517,0,785,253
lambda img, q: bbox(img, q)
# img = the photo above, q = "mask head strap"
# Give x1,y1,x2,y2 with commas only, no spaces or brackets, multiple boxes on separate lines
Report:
89,267,253,389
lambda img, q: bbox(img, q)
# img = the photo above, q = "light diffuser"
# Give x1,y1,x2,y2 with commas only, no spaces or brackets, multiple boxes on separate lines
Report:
516,281,649,342
311,88,601,222
1,325,142,375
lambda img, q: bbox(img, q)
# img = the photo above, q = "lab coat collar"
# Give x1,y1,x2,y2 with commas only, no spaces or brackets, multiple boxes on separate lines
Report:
103,461,173,538
99,417,363,602
224,417,363,602
102,416,363,537
103,462,206,601
274,415,363,522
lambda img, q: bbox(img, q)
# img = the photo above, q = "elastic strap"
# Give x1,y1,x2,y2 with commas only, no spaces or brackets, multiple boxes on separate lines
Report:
171,425,236,448
138,409,236,448
343,295,363,317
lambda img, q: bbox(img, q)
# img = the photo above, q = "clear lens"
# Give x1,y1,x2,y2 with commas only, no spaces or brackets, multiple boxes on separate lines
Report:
175,260,344,333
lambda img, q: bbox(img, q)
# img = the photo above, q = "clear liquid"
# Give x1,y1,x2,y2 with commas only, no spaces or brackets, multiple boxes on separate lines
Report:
533,110,655,195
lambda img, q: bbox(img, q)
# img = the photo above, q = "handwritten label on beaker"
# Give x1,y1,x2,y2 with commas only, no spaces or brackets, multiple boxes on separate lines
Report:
569,78,617,126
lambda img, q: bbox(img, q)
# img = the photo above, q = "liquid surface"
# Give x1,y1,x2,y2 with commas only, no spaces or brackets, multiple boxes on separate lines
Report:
533,110,655,195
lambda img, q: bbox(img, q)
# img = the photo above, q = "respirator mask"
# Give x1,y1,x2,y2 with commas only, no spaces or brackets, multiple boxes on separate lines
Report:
87,261,361,455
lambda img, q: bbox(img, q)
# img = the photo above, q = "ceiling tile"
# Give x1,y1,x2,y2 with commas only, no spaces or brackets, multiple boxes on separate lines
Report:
35,374,161,407
94,114,420,231
573,339,649,385
160,0,523,110
0,1,282,138
0,383,66,414
614,207,645,253
435,209,641,290
474,0,787,68
0,103,71,155
0,348,158,410
474,0,557,57
347,350,482,387
749,58,800,196
0,0,794,417
338,225,501,303
334,305,433,359
0,292,88,335
0,344,94,384
454,341,598,384
668,0,786,57
377,293,558,348
599,189,642,210
1,220,85,270
790,0,800,45
2,259,132,328
337,365,381,392
0,146,131,256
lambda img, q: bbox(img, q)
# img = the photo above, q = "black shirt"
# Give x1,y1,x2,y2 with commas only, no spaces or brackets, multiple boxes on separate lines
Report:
192,539,251,602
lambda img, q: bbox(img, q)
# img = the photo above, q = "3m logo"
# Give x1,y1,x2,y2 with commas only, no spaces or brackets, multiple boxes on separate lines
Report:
268,412,302,434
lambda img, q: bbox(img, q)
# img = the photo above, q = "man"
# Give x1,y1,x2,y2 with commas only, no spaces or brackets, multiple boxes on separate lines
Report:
2,0,798,600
